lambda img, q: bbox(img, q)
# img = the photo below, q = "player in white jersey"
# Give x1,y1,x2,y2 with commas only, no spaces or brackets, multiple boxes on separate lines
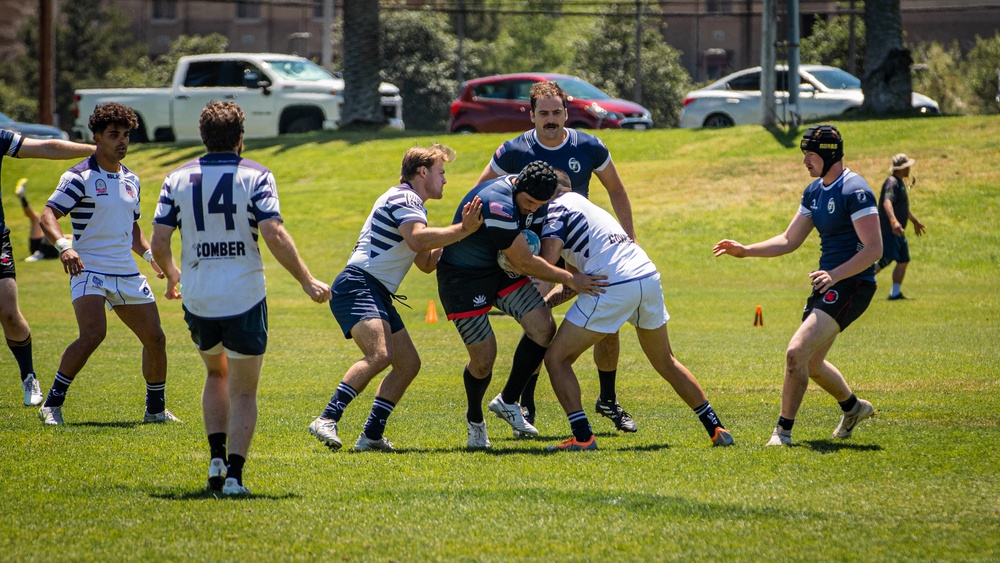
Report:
540,189,734,450
476,81,639,433
0,129,92,408
37,103,178,427
308,144,483,453
151,101,330,496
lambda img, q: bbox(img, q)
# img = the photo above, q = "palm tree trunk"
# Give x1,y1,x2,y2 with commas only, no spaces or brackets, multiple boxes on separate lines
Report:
342,0,384,126
861,0,912,114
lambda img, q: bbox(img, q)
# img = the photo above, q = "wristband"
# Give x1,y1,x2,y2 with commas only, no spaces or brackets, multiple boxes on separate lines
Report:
142,249,153,263
54,238,72,254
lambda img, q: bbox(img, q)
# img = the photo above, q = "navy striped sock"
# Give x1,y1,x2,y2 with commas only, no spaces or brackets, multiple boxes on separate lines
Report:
146,382,166,414
362,396,396,440
568,410,593,442
322,382,358,421
43,371,74,408
693,401,723,436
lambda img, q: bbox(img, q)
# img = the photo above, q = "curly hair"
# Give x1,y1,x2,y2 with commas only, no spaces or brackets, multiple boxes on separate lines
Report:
529,81,568,112
88,102,138,135
514,160,557,201
400,143,456,182
199,101,245,152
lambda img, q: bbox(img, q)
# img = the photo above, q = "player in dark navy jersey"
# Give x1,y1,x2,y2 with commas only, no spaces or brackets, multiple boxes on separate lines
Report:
713,125,882,447
475,81,639,433
0,128,92,408
437,161,607,448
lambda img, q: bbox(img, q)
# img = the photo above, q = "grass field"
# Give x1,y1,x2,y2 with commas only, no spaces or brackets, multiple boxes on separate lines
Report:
1,116,998,561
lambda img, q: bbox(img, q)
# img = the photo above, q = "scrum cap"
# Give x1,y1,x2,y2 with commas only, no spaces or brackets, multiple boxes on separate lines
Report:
800,124,844,177
513,160,558,201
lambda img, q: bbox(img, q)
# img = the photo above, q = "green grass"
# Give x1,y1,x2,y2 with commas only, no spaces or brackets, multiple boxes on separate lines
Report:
1,117,998,560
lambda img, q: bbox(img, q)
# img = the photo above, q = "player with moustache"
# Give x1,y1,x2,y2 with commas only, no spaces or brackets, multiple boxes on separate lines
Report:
475,81,638,434
437,160,607,448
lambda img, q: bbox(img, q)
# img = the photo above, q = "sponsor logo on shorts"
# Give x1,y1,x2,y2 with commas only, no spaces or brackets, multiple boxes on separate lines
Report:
142,285,151,296
473,295,487,307
96,180,108,196
823,289,839,304
0,252,12,267
91,276,104,289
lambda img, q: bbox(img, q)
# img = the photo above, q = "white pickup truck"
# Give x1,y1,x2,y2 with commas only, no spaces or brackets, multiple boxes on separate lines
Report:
72,53,404,143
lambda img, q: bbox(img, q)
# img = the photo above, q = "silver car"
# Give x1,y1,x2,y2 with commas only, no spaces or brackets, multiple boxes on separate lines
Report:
679,64,940,129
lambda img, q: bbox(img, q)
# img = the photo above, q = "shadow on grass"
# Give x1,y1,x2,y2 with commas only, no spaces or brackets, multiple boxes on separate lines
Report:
148,488,300,501
800,440,884,453
69,420,143,429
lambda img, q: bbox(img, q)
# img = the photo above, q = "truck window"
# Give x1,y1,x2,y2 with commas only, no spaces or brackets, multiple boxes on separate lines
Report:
183,61,266,88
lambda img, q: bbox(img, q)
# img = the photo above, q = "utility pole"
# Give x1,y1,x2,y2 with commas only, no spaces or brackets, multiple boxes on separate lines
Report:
39,0,54,125
787,0,800,127
456,0,465,84
321,0,333,70
634,0,642,103
848,0,857,76
761,0,777,126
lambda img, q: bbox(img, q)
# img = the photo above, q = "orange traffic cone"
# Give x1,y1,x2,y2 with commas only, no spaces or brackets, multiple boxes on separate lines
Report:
753,305,763,327
426,300,438,323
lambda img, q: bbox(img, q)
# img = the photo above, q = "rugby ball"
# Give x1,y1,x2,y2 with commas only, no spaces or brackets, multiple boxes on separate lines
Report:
498,230,541,272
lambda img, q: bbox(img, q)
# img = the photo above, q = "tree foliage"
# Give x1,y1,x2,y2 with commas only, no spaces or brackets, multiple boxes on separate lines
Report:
800,10,866,74
104,34,229,88
380,9,459,131
568,4,691,128
910,41,969,116
960,33,1000,115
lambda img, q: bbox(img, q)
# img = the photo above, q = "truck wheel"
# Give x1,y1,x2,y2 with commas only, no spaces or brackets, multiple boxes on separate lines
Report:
131,116,149,143
286,116,322,134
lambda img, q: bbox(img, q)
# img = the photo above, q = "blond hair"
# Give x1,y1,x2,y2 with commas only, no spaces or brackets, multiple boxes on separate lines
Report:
400,143,456,182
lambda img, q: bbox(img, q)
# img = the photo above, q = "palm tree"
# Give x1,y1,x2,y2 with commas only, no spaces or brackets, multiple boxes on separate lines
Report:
341,0,384,126
861,0,912,114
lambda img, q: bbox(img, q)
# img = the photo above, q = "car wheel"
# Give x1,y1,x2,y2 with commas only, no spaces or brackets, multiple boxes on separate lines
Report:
703,114,735,128
453,126,477,134
286,115,322,134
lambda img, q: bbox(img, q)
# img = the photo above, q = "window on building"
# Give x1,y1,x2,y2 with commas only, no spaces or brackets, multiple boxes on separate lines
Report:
237,1,261,20
152,0,177,21
707,0,733,14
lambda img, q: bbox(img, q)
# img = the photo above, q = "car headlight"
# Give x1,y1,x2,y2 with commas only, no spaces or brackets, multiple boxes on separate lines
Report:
584,103,623,121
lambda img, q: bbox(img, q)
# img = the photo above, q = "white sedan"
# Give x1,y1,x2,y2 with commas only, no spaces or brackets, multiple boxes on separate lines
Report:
679,64,940,128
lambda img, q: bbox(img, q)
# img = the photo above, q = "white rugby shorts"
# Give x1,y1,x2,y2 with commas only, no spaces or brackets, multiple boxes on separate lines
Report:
565,273,669,333
70,272,155,309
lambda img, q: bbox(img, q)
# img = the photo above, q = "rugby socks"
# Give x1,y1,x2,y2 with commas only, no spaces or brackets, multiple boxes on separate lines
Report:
464,367,491,424
777,416,795,432
43,372,74,408
597,369,618,404
839,393,859,413
568,410,594,442
500,335,547,404
362,396,395,440
208,432,227,461
519,372,538,421
145,382,166,415
693,401,724,436
227,454,245,485
321,382,358,421
7,335,34,380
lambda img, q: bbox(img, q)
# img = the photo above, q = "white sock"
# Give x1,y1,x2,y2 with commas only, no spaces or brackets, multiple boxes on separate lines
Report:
891,283,902,296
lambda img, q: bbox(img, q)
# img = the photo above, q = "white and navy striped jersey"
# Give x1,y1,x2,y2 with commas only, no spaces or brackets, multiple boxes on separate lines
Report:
346,183,428,293
542,192,656,284
1,129,25,233
489,128,612,198
46,156,142,276
153,153,282,318
798,168,878,282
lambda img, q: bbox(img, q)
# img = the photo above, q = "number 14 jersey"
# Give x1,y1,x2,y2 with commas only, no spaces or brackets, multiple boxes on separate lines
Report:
154,153,282,318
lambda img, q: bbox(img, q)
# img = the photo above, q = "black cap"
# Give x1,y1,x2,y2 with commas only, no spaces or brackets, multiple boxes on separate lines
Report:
513,161,558,201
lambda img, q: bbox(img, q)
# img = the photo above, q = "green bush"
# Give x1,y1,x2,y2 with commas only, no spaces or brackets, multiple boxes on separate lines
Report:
960,33,1000,115
910,41,970,116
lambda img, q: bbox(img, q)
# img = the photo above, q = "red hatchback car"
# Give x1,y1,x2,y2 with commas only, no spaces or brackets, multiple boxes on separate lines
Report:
447,73,653,133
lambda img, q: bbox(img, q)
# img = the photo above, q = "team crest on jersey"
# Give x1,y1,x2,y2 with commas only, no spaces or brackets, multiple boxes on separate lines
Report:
95,179,108,196
568,158,581,173
827,198,836,214
822,289,839,304
473,295,487,307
